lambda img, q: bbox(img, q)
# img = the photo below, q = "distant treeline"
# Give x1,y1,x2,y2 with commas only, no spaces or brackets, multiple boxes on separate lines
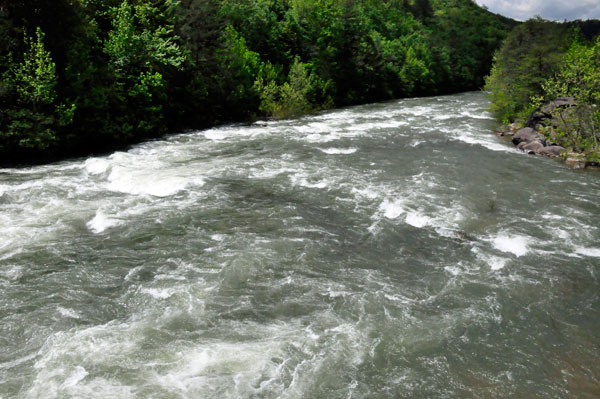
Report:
485,17,600,162
0,0,514,164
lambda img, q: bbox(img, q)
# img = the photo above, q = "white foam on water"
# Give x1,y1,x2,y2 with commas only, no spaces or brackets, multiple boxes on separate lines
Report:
29,375,133,399
397,105,435,116
294,122,333,135
344,120,409,133
453,131,517,153
444,265,461,276
460,111,495,120
86,211,119,233
289,173,330,189
310,110,355,121
204,129,229,141
410,172,437,188
473,247,509,271
379,199,405,219
439,125,518,154
153,342,281,396
141,287,175,299
351,187,380,201
203,126,260,141
27,322,141,398
489,257,508,270
62,366,89,388
106,167,193,197
491,235,530,257
83,158,109,175
541,213,563,220
575,247,600,257
318,147,357,155
0,352,37,372
87,211,121,234
249,166,293,179
432,113,453,120
211,234,226,242
57,307,81,319
0,264,24,281
304,133,339,143
405,211,432,228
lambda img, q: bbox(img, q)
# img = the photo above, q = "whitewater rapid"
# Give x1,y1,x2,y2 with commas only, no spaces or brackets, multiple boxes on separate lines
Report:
1,92,599,398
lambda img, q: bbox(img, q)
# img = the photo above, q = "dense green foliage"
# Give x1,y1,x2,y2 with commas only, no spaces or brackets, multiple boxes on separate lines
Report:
484,18,575,123
0,0,514,163
540,38,600,161
485,18,600,161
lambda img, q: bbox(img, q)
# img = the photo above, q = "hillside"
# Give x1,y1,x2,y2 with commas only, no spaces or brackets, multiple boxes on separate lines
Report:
0,0,515,164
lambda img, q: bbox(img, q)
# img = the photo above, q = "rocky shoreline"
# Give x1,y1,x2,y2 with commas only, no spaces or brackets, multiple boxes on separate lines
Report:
494,97,593,169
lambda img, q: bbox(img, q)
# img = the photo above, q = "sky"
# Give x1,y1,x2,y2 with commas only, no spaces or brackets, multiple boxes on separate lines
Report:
474,0,600,21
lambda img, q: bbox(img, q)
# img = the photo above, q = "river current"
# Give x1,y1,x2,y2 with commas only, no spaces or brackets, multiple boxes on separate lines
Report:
1,92,599,398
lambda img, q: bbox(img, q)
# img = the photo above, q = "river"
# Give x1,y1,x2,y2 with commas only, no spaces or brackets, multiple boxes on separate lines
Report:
1,92,599,398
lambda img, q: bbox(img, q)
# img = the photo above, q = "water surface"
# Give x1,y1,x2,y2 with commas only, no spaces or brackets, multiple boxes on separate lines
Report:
1,92,599,398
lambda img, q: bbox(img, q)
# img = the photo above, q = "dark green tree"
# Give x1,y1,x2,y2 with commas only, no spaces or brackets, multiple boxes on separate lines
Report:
485,18,574,122
1,28,74,152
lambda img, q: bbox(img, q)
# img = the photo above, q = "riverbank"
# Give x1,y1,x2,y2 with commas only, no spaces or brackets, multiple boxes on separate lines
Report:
494,98,599,169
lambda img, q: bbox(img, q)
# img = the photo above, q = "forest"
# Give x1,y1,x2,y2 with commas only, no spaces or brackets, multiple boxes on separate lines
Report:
0,0,515,164
485,18,600,162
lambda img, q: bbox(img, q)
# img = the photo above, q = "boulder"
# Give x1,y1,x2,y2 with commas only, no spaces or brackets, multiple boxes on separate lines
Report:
517,141,528,150
525,110,548,129
509,122,520,133
523,141,544,154
494,126,508,136
538,145,565,157
512,127,544,145
541,97,576,114
525,97,576,129
496,123,519,137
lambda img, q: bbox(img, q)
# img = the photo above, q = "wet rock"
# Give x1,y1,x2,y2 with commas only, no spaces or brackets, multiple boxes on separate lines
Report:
523,141,544,154
517,141,528,150
538,146,565,157
509,122,520,133
495,122,520,137
451,230,479,244
495,123,520,137
512,127,544,145
494,127,508,137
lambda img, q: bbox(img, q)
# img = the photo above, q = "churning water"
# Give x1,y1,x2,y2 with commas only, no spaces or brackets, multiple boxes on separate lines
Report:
1,92,599,398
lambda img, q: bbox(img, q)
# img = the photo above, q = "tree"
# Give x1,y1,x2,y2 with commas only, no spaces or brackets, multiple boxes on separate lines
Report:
540,37,600,158
485,18,574,123
214,25,264,118
103,0,185,139
1,27,74,151
256,56,325,118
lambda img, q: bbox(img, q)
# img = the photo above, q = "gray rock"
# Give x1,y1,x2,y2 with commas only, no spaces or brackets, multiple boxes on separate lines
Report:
496,123,519,137
513,127,543,145
541,97,576,114
523,141,544,154
517,141,528,150
538,146,565,157
525,97,576,129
